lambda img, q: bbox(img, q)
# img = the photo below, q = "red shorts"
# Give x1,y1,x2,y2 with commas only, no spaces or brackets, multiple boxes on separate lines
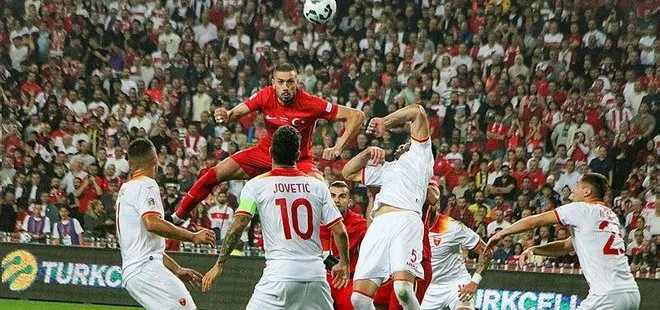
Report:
328,274,354,310
230,145,320,178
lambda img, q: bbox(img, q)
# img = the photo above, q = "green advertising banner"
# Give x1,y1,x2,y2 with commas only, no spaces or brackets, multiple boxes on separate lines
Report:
1,243,658,309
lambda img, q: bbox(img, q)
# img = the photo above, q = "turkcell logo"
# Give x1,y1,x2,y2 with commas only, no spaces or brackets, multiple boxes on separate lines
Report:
1,250,123,291
474,288,582,310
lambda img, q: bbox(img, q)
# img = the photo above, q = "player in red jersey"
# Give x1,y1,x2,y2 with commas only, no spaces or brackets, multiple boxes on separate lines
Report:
172,63,364,224
372,178,439,310
321,181,368,310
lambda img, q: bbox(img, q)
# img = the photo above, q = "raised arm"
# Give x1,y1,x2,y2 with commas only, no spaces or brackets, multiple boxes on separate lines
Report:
323,106,365,160
341,147,385,181
368,104,429,141
214,103,251,124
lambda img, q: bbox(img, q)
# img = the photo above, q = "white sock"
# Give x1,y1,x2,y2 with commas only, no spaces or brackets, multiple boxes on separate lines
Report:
393,280,420,310
351,291,375,310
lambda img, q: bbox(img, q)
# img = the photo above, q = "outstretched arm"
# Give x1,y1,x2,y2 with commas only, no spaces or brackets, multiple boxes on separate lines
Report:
485,211,558,252
163,253,203,288
323,106,365,160
369,104,429,140
525,238,574,258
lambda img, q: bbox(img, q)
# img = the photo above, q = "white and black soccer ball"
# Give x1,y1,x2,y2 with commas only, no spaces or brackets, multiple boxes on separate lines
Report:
303,0,337,25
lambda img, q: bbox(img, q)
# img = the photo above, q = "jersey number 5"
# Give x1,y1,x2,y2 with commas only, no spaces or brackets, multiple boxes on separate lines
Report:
276,198,313,240
599,221,624,255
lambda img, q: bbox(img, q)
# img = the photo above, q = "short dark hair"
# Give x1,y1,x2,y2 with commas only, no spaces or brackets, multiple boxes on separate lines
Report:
329,181,349,189
127,138,156,166
581,172,608,200
271,126,300,166
274,62,296,74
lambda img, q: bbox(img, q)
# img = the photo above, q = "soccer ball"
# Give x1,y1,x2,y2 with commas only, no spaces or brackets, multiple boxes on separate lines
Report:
303,0,336,25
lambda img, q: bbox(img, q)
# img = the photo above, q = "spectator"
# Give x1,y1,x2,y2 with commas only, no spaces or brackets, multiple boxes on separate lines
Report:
487,210,512,238
83,200,112,239
20,203,50,242
630,241,657,272
627,230,646,257
52,206,84,246
492,235,514,263
207,190,234,244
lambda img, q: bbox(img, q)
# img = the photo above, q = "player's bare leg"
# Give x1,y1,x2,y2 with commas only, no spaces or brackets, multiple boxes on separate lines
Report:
352,279,380,310
172,157,249,224
392,271,421,310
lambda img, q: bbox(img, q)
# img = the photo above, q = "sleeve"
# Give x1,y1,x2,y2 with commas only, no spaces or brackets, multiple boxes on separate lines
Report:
74,219,84,234
243,89,266,112
52,224,59,238
137,182,164,218
320,186,342,227
554,202,588,227
362,163,386,186
43,218,51,234
456,221,481,250
21,217,29,232
236,182,258,217
308,95,339,121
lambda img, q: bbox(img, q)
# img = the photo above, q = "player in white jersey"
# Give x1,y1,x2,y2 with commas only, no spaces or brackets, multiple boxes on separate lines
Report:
201,126,350,310
421,212,490,310
117,139,216,310
487,173,640,310
342,104,434,310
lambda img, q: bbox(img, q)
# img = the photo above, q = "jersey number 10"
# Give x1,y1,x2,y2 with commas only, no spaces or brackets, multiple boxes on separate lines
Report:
276,198,313,240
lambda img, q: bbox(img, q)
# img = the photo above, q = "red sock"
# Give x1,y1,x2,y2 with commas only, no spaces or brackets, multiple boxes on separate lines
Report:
175,168,219,218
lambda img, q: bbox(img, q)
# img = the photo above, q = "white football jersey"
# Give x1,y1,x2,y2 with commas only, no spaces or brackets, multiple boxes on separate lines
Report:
428,215,480,285
554,202,638,295
116,176,166,284
236,168,342,282
363,138,434,215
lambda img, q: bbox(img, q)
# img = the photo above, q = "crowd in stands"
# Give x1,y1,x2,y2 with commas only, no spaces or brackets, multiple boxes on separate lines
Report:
0,0,658,272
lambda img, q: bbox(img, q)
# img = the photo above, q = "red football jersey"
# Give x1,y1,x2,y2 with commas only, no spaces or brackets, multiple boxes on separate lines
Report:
244,86,339,160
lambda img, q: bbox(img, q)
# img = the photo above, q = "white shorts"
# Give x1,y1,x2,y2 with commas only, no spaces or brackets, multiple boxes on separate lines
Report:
421,282,473,310
578,291,640,310
247,278,333,310
353,211,424,283
125,259,196,310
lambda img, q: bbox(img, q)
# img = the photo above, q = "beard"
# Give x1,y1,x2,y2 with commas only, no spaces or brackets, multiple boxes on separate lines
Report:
277,90,294,104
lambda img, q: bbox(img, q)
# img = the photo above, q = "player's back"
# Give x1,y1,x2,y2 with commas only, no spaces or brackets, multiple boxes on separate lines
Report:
239,168,342,282
428,214,479,285
116,176,166,284
371,138,434,215
554,202,638,295
244,87,338,159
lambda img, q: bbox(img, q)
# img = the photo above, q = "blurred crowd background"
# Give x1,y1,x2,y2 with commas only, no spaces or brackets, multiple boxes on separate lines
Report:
0,0,658,272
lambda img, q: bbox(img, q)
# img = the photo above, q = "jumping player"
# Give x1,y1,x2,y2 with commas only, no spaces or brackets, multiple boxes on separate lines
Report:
354,176,440,310
117,139,216,309
201,126,351,309
420,211,490,310
487,173,640,310
342,104,434,310
172,63,364,225
322,180,368,310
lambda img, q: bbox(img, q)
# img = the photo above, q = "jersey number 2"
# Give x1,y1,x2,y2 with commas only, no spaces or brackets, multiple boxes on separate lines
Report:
276,198,313,240
599,221,624,255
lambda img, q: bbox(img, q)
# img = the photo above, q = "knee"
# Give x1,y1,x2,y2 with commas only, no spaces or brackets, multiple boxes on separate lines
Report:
393,281,414,303
351,291,373,309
